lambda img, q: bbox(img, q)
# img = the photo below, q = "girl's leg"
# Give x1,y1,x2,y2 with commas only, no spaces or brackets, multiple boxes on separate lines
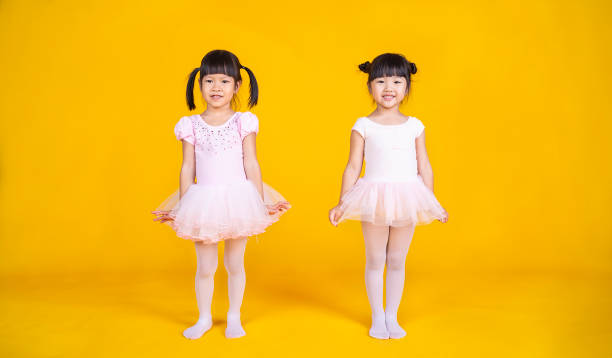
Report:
183,241,218,339
385,224,416,339
223,237,248,338
362,221,391,339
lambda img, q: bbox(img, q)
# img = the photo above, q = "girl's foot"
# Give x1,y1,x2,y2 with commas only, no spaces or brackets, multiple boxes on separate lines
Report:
385,314,406,339
369,314,390,339
225,313,246,338
183,316,213,339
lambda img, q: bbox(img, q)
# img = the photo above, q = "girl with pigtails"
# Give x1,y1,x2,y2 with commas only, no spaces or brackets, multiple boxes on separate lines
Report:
152,49,290,340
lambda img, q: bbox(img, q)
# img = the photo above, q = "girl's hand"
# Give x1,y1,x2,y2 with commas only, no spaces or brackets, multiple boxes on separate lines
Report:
437,207,449,223
151,210,175,223
266,201,291,215
328,204,344,227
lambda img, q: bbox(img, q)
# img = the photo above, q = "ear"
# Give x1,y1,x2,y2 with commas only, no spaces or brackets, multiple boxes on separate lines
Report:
235,80,242,93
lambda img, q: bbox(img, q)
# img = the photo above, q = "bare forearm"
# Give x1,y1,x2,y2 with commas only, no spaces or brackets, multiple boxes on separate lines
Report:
245,161,264,200
179,165,195,198
339,165,361,203
419,164,434,192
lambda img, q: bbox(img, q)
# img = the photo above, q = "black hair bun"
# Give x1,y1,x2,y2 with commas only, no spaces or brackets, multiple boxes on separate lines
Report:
408,61,417,75
358,61,371,73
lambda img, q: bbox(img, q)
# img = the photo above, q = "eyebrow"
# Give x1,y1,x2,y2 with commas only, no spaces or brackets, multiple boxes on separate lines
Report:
205,75,232,80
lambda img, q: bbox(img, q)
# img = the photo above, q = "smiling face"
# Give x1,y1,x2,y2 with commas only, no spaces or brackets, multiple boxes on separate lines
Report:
200,74,241,109
368,76,408,109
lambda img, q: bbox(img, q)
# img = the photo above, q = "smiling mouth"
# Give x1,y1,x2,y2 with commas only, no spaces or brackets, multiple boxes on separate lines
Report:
211,95,223,99
383,95,395,100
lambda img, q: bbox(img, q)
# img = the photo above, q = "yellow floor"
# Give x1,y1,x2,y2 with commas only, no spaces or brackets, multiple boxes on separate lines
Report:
1,270,610,357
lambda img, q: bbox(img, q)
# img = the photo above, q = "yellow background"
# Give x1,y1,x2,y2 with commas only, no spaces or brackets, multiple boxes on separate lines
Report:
1,0,610,357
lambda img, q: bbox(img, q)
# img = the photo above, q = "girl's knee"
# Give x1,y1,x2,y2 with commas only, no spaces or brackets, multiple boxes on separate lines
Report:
224,239,246,275
386,251,406,271
223,252,245,275
366,252,386,271
197,261,218,278
224,259,245,275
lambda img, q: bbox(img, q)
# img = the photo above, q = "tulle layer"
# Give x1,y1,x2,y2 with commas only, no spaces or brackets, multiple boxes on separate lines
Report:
156,181,290,242
338,177,445,227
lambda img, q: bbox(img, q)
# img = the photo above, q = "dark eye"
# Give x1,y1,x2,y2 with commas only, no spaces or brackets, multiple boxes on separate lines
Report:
205,79,212,83
394,81,402,84
222,80,230,83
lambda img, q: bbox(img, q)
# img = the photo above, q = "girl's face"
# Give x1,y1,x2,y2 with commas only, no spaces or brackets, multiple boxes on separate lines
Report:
200,74,241,108
368,76,408,109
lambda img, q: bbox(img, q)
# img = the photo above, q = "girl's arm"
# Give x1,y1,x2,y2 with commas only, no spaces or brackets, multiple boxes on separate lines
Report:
151,139,195,222
415,130,434,191
179,140,196,198
416,130,449,223
329,131,364,226
337,131,365,204
242,133,264,200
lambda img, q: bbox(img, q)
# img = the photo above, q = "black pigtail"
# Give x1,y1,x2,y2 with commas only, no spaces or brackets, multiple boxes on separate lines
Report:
186,67,200,110
358,61,371,73
408,61,418,75
241,65,259,108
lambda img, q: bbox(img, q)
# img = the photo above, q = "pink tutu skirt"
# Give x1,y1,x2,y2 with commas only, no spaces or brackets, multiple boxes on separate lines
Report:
156,180,290,243
337,176,445,227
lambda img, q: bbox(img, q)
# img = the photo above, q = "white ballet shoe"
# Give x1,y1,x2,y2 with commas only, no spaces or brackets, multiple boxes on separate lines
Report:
369,327,390,339
369,315,390,339
183,318,213,339
385,315,406,339
225,313,246,339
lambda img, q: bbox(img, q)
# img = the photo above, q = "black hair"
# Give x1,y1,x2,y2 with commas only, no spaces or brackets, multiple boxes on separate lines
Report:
186,49,259,110
358,53,417,94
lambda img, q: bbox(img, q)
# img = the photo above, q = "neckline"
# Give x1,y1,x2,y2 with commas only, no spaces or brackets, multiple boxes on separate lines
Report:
363,116,411,127
196,112,240,127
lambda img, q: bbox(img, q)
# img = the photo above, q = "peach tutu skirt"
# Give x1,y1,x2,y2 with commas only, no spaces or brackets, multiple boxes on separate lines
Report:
156,180,290,243
337,176,445,227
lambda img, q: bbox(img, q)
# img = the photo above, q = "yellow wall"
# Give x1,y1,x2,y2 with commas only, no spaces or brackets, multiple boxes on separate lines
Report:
0,0,610,277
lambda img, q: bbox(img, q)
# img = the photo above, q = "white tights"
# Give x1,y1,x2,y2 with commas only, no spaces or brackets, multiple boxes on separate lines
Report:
362,222,415,339
182,237,248,339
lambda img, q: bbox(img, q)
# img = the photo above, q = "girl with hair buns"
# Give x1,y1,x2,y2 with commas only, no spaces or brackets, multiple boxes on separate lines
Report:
329,53,448,339
152,49,290,340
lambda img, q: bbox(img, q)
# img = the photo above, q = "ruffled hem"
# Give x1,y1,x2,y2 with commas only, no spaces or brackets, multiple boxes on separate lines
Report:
155,180,290,242
169,214,281,243
337,177,445,227
172,221,278,243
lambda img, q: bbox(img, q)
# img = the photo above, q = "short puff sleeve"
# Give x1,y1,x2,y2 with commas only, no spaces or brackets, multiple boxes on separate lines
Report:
352,117,368,138
413,117,425,137
239,112,259,141
174,116,195,145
